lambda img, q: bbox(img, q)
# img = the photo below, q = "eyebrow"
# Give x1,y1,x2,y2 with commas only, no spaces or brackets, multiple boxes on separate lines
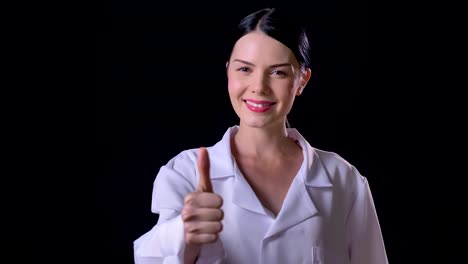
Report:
232,59,292,68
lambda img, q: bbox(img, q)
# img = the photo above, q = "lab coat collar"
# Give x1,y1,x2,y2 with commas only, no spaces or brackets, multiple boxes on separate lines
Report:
208,126,333,185
287,128,333,188
207,126,334,230
206,126,237,179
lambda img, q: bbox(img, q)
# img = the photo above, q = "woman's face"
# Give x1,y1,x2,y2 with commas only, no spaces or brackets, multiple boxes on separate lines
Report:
227,31,309,129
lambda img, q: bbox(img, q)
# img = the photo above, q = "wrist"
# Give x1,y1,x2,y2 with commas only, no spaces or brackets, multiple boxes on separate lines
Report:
184,243,201,264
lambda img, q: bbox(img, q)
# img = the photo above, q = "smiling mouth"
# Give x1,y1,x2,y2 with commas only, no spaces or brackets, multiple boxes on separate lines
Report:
242,99,276,113
242,99,276,107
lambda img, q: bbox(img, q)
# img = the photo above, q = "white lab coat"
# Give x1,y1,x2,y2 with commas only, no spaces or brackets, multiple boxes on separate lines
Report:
134,126,388,264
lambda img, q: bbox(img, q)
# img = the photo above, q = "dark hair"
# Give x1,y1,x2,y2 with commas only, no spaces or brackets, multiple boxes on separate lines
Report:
232,8,311,69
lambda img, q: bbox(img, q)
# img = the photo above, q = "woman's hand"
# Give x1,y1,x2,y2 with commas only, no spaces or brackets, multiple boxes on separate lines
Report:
182,147,224,263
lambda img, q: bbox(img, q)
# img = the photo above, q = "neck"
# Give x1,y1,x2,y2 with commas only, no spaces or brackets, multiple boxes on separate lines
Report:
232,123,296,161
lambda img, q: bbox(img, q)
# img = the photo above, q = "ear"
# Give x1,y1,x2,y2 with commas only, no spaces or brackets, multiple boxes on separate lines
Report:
296,68,312,96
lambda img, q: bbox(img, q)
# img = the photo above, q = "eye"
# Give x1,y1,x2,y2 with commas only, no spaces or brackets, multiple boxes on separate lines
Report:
237,67,251,72
271,69,287,76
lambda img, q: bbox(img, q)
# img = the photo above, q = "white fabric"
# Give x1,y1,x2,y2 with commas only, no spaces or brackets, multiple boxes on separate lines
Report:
134,126,388,264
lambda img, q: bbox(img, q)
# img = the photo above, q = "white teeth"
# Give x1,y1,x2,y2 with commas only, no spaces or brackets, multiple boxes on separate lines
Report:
245,101,272,108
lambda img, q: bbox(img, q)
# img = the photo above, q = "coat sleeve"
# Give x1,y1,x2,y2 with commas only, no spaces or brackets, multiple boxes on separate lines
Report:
346,175,389,264
133,152,225,264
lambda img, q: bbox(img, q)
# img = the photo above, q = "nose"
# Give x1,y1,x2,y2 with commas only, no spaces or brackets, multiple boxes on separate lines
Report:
250,72,269,94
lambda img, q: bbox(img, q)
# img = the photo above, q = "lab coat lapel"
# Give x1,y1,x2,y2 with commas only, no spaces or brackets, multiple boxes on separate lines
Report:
209,126,266,215
232,162,266,215
264,175,319,238
264,130,333,239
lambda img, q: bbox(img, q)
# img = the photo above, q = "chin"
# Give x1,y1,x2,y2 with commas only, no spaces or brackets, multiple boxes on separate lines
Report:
240,116,281,129
236,108,284,128
238,117,264,127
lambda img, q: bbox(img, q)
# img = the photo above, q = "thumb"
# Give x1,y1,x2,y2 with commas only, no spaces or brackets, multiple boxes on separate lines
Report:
197,147,213,193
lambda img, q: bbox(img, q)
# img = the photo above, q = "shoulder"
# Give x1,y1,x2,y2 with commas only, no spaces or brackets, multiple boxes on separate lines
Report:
310,148,372,216
290,127,367,188
314,148,355,173
165,126,235,170
312,147,367,188
165,148,198,169
156,148,200,183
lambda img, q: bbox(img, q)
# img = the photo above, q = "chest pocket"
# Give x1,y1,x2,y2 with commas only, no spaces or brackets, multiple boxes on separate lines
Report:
312,246,322,264
311,246,348,264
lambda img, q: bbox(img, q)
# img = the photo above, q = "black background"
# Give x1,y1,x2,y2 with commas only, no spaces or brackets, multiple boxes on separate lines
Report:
47,0,413,263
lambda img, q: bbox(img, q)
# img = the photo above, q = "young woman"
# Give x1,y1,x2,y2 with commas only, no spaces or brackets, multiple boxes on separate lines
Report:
134,7,388,264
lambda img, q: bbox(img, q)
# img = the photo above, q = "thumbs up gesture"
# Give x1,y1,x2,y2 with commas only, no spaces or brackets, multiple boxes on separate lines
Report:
182,147,224,245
